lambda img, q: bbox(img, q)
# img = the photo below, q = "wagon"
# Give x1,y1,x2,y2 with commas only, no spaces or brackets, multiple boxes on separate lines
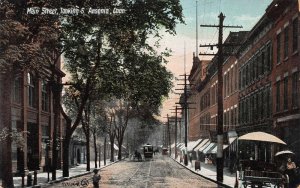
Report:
237,160,287,188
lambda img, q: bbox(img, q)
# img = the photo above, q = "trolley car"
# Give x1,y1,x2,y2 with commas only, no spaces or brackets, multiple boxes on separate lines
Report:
143,144,154,159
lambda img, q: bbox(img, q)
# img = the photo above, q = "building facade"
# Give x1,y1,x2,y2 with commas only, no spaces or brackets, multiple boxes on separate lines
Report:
187,0,300,163
0,60,65,177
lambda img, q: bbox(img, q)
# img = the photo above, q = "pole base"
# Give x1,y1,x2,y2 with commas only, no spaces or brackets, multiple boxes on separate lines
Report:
216,157,224,182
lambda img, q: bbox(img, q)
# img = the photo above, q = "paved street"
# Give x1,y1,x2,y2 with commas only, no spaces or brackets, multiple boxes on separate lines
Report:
46,154,218,188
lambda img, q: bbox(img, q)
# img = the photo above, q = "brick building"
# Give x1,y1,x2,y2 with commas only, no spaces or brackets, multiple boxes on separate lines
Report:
187,0,300,163
188,55,210,140
268,0,300,163
188,31,248,141
0,60,65,176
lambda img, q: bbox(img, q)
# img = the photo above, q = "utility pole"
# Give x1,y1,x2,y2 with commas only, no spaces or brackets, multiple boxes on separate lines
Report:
199,12,242,182
170,106,181,159
164,114,171,156
175,74,196,166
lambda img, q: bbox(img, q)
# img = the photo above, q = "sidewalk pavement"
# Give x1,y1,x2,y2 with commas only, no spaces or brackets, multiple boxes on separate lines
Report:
171,155,236,188
9,160,117,188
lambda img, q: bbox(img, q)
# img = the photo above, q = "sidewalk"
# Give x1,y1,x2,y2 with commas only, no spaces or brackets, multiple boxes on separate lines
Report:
8,160,117,188
171,155,236,188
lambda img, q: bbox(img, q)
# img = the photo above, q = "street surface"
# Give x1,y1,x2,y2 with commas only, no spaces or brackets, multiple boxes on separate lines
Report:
46,154,218,188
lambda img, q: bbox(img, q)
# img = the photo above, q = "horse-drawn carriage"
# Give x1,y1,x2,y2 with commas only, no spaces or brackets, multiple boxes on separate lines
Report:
236,132,293,188
237,160,287,188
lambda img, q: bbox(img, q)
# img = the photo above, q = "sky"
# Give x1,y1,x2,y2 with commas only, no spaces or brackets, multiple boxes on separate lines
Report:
158,0,273,121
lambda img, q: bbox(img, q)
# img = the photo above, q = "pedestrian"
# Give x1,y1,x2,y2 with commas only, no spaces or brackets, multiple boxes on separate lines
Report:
286,158,296,170
93,169,101,188
189,153,193,166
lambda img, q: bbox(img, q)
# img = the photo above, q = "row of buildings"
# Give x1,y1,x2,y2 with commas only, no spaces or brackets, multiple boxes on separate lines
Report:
0,59,87,177
186,0,300,164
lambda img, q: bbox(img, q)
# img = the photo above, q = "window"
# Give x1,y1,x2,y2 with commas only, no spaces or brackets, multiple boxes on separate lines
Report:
27,73,36,108
292,18,298,52
235,65,238,91
266,44,272,72
42,125,49,138
277,33,281,64
253,94,257,121
283,77,288,110
223,74,227,97
249,60,253,83
257,52,262,77
254,55,258,79
292,72,299,108
276,81,280,112
284,26,289,58
230,70,233,94
261,50,265,75
42,81,49,111
12,77,21,103
267,87,272,117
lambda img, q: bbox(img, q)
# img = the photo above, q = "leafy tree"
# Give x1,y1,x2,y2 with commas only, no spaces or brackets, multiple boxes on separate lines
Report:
0,0,63,185
60,0,183,176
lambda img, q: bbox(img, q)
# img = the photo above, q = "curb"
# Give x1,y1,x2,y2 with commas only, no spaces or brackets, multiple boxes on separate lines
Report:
171,157,233,188
37,160,120,187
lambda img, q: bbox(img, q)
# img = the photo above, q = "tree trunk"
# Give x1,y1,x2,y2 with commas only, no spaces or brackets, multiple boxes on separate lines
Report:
86,132,90,171
93,131,97,168
98,145,101,168
104,137,106,165
110,140,115,162
82,123,90,171
63,133,71,177
117,135,124,160
0,72,14,187
51,75,62,180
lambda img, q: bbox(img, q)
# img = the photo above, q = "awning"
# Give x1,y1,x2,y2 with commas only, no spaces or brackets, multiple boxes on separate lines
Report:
177,143,184,150
203,143,216,154
176,143,183,147
198,141,211,152
239,132,286,145
211,144,229,154
191,139,203,151
187,140,199,151
195,139,209,151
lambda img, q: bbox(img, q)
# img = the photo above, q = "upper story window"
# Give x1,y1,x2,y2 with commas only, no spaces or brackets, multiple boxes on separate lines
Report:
292,18,298,53
292,72,299,108
284,26,289,59
42,81,49,111
12,77,21,103
27,73,37,108
283,77,288,110
277,33,281,64
276,81,280,112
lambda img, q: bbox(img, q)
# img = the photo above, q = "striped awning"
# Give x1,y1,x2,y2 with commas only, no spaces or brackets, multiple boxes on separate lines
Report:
203,143,216,154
